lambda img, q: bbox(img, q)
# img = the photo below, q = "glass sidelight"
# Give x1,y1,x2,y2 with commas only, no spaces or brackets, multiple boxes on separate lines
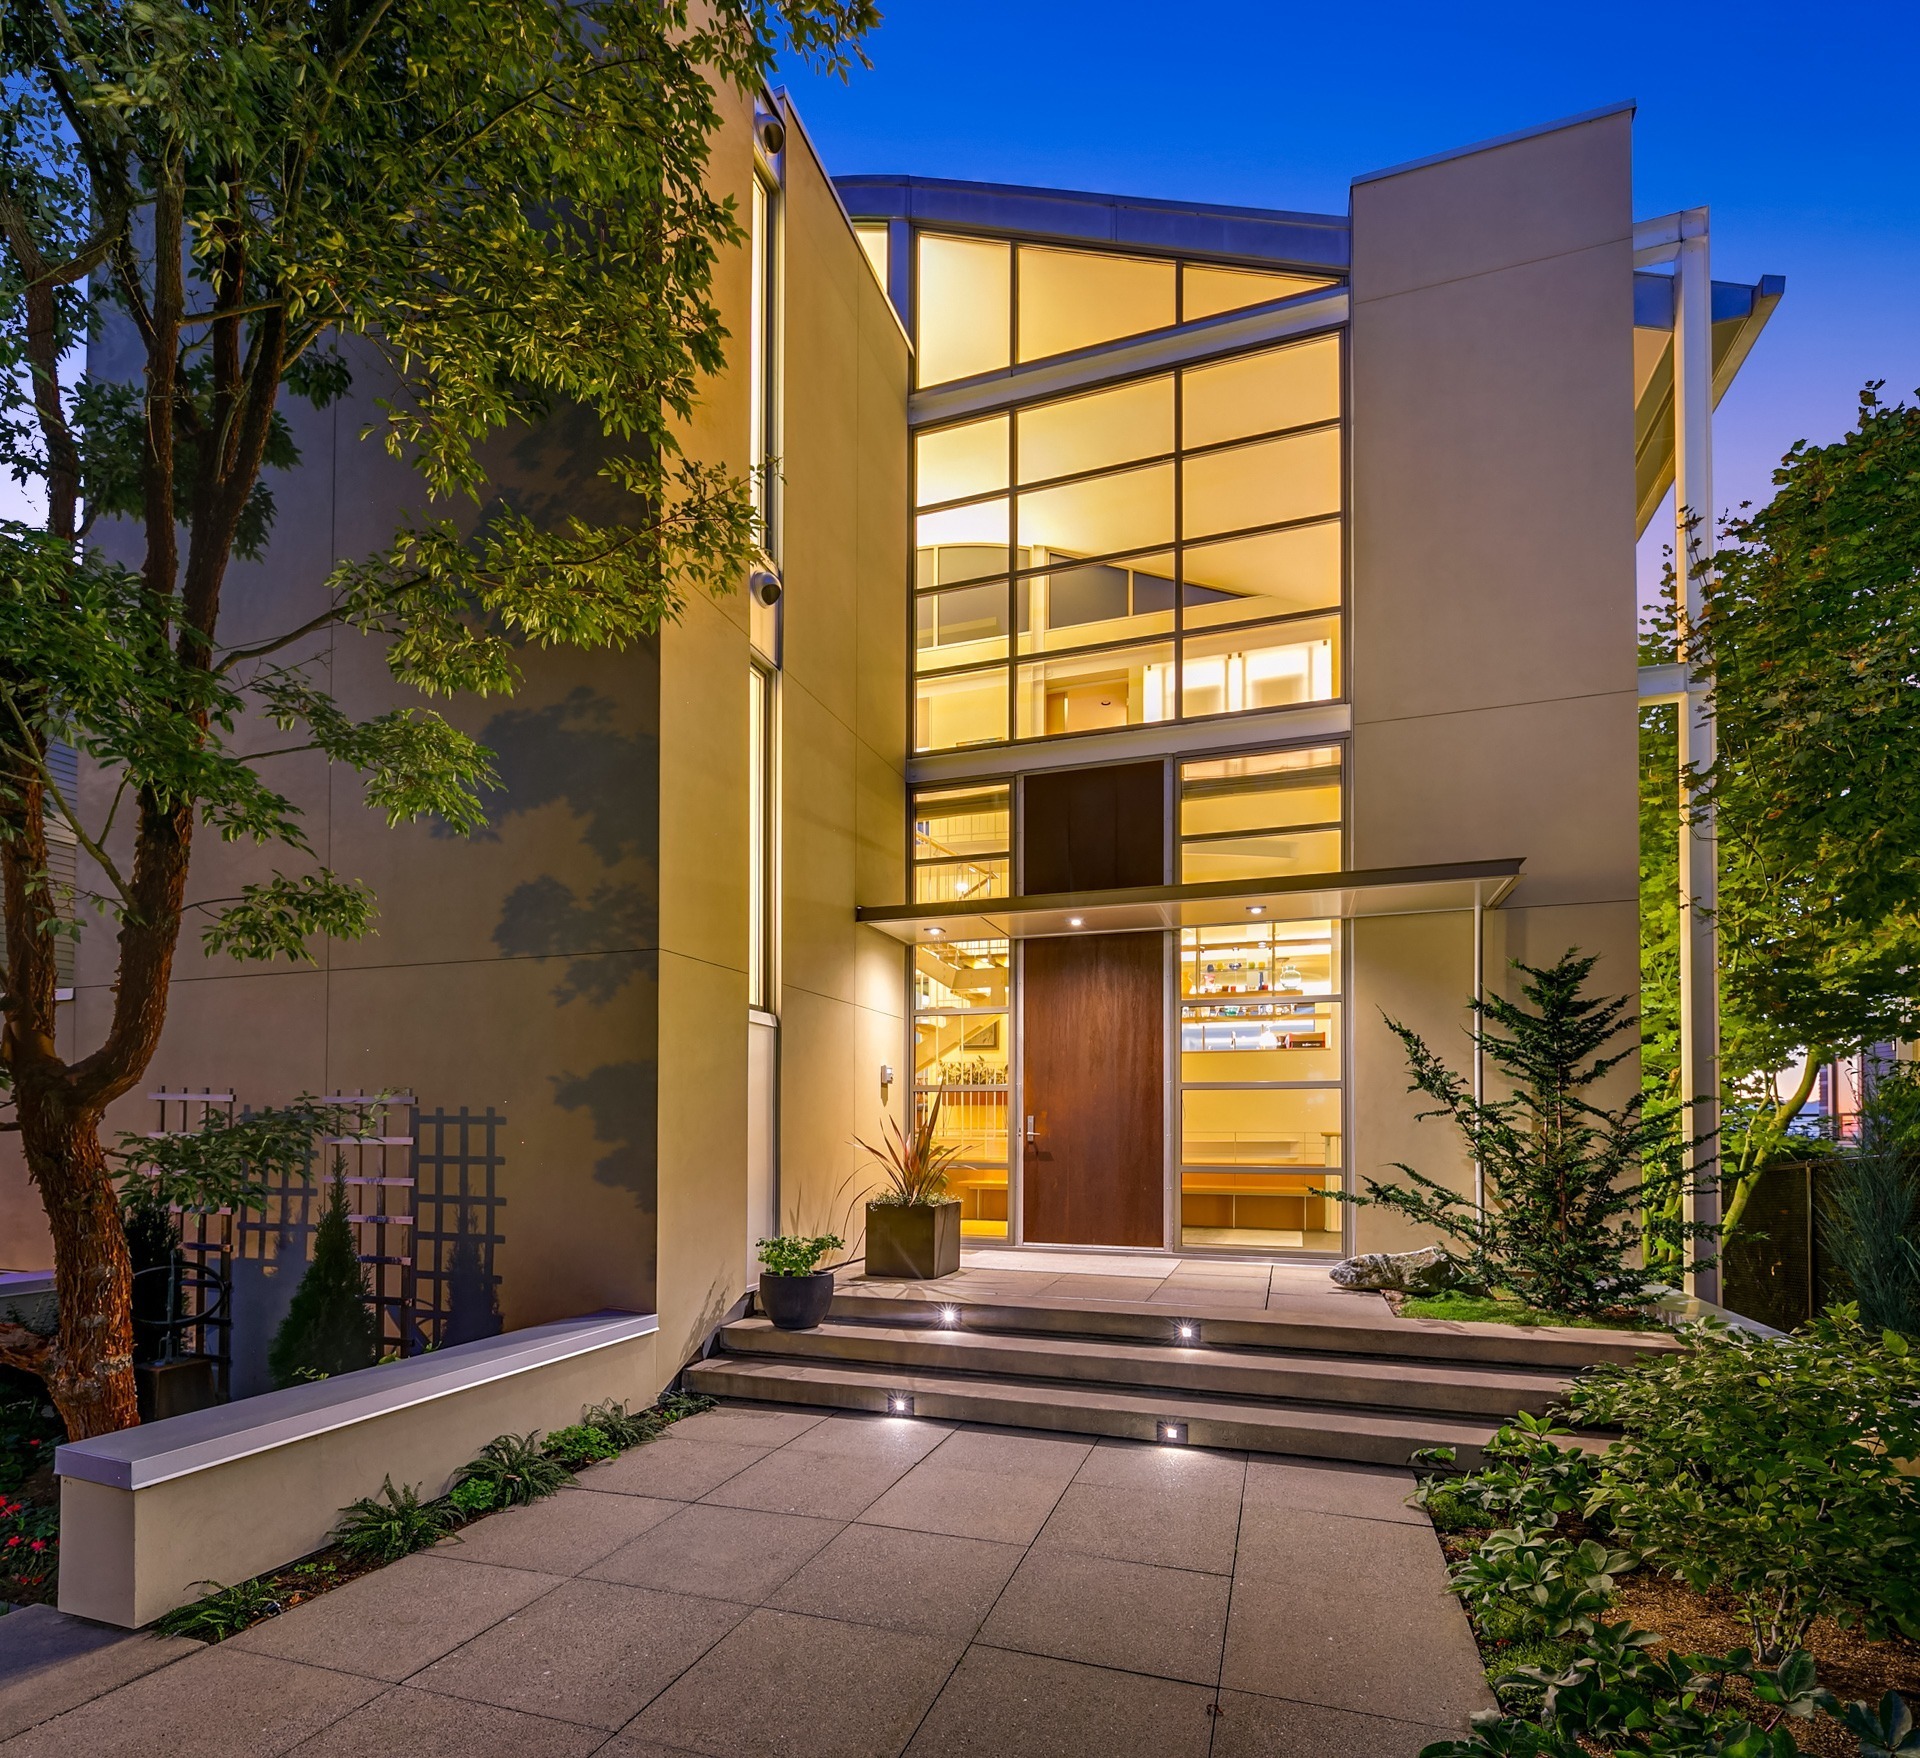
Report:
1177,919,1343,1252
913,937,1011,1238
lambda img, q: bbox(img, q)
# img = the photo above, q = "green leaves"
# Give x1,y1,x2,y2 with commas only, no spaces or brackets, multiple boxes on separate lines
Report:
198,871,375,963
755,1234,844,1277
115,1093,374,1212
1570,1310,1920,1661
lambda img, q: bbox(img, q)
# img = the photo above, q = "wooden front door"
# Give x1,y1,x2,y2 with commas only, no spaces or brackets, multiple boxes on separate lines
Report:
1021,932,1164,1247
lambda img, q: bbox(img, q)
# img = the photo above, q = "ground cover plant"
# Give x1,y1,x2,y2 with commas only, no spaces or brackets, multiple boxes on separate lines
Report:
0,1375,62,1608
1346,952,1702,1317
1397,1291,1668,1332
1415,1319,1920,1757
155,1390,715,1639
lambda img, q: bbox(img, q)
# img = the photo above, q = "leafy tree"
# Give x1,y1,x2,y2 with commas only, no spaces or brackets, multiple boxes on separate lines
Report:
0,0,873,1436
1345,952,1700,1316
1640,387,1920,1240
267,1170,378,1388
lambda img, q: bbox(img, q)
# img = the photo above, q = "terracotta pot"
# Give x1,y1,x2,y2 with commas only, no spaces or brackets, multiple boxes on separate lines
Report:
865,1200,962,1279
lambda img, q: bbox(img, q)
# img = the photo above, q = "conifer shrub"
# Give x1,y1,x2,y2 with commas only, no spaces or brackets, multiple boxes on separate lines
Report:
268,1172,380,1389
1344,951,1701,1316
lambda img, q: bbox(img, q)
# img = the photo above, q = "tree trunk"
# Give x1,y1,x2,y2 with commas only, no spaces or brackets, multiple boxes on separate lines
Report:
15,1088,138,1439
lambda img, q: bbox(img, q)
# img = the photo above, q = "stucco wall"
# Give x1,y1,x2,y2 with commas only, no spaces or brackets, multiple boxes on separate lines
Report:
1346,112,1640,1252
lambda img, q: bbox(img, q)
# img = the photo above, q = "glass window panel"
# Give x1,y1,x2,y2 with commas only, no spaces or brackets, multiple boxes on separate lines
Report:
917,415,1009,507
913,784,1010,862
915,498,1009,588
853,222,889,290
1182,1084,1342,1168
1018,461,1174,563
1182,263,1338,320
915,664,1008,752
1018,552,1175,655
1182,428,1341,539
1016,376,1173,485
1016,245,1175,362
914,858,1011,905
1180,617,1340,717
1181,745,1342,838
1182,1000,1342,1083
1183,337,1340,450
1179,1169,1343,1249
1016,642,1174,739
917,234,1010,387
916,580,1010,669
1181,522,1341,629
1182,921,1338,996
1181,828,1342,883
915,937,1010,1014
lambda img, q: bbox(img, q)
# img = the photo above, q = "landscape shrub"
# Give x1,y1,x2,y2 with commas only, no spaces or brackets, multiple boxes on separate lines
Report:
580,1398,662,1449
446,1477,498,1519
268,1173,381,1389
1820,1149,1920,1337
450,1431,571,1509
543,1423,619,1470
154,1577,286,1640
332,1477,459,1564
1343,952,1701,1316
1570,1309,1920,1659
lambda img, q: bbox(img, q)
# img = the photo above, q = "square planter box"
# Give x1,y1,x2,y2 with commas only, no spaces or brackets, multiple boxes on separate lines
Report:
865,1200,962,1280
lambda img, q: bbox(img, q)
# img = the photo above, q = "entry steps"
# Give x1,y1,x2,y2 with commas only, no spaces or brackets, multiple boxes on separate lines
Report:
686,1287,1677,1468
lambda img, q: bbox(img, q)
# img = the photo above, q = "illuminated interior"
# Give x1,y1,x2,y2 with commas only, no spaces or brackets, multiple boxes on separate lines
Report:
913,934,1011,1239
1179,919,1343,1250
912,333,1344,751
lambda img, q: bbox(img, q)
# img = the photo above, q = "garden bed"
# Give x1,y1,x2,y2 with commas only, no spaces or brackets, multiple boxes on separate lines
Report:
1,1373,64,1611
1392,1290,1670,1332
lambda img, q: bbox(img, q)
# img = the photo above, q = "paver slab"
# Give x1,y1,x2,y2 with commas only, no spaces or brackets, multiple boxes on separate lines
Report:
0,1607,196,1742
585,1502,842,1602
770,1524,1024,1640
284,1684,605,1757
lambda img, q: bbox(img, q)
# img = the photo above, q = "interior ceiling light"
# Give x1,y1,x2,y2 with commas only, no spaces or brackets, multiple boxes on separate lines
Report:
1067,916,1084,927
1247,904,1266,916
924,926,944,938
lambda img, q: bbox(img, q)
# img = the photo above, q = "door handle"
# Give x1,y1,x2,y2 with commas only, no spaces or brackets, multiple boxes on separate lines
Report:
1025,1114,1037,1147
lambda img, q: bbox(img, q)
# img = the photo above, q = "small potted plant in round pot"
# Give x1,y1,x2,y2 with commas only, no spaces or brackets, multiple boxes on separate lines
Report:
859,1093,963,1280
754,1232,844,1331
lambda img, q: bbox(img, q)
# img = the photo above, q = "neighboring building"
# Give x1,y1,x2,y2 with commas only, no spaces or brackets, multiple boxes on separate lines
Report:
0,100,1779,1399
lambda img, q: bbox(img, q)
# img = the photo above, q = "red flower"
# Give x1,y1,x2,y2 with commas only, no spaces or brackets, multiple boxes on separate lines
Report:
29,1540,45,1552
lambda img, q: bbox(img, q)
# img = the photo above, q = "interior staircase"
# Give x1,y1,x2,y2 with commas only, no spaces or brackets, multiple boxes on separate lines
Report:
686,1285,1678,1468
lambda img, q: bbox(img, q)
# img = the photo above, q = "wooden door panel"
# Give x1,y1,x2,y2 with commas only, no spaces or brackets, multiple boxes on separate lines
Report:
1021,933,1164,1247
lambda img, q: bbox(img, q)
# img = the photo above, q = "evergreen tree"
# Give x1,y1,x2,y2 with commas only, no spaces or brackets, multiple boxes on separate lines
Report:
269,1172,379,1387
1347,951,1706,1316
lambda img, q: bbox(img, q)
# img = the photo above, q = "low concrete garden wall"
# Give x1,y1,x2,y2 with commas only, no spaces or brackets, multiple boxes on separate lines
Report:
54,1310,659,1628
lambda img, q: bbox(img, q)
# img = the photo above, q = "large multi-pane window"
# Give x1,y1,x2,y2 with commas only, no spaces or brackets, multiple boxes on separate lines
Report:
1178,919,1342,1250
913,235,1338,390
913,329,1343,751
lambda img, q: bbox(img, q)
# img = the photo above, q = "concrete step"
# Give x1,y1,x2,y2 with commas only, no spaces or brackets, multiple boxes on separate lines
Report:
826,1287,1678,1371
717,1316,1574,1420
685,1353,1523,1468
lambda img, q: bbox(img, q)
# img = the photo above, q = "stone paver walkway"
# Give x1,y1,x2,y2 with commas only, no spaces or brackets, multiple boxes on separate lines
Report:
0,1405,1489,1758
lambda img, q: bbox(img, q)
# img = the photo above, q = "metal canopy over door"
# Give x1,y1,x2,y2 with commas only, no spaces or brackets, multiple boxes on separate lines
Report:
1018,760,1167,1248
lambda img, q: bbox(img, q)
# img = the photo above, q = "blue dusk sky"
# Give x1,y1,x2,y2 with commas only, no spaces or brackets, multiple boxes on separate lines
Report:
782,0,1920,600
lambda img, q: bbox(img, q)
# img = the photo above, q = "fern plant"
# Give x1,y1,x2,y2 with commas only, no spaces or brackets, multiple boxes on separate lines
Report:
581,1398,662,1449
154,1577,284,1641
332,1477,458,1563
451,1433,571,1508
544,1423,619,1469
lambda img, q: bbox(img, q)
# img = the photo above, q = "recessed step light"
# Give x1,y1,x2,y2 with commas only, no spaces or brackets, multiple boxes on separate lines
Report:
887,1391,915,1416
1155,1419,1189,1445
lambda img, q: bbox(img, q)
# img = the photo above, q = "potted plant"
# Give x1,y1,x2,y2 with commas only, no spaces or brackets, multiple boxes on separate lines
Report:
754,1233,844,1330
859,1094,963,1279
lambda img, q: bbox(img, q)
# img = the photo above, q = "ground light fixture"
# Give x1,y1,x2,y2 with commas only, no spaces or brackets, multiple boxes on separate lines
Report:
939,1305,960,1327
887,1391,915,1416
1156,1419,1189,1445
1176,1321,1199,1342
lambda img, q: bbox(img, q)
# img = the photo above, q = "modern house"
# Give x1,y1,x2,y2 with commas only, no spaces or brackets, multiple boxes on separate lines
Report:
2,97,1780,1409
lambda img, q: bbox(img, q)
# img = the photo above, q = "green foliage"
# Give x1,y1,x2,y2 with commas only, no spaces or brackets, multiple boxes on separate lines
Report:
1451,1531,1637,1642
267,1175,380,1389
153,1577,285,1641
1421,1629,1847,1757
1819,1149,1920,1336
0,1388,59,1494
1839,1693,1920,1757
657,1389,717,1422
756,1234,844,1277
331,1477,459,1565
445,1477,498,1520
1570,1310,1920,1660
1640,391,1920,1237
580,1399,663,1450
1346,953,1700,1315
1398,1292,1659,1331
115,1096,368,1213
857,1093,959,1207
1417,1415,1601,1534
543,1423,619,1470
451,1433,571,1509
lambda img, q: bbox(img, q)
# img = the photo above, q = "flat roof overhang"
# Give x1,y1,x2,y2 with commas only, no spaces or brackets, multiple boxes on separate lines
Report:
857,859,1523,946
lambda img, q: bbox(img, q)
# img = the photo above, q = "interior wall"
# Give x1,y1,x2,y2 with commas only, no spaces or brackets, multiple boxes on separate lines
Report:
1346,111,1640,1256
